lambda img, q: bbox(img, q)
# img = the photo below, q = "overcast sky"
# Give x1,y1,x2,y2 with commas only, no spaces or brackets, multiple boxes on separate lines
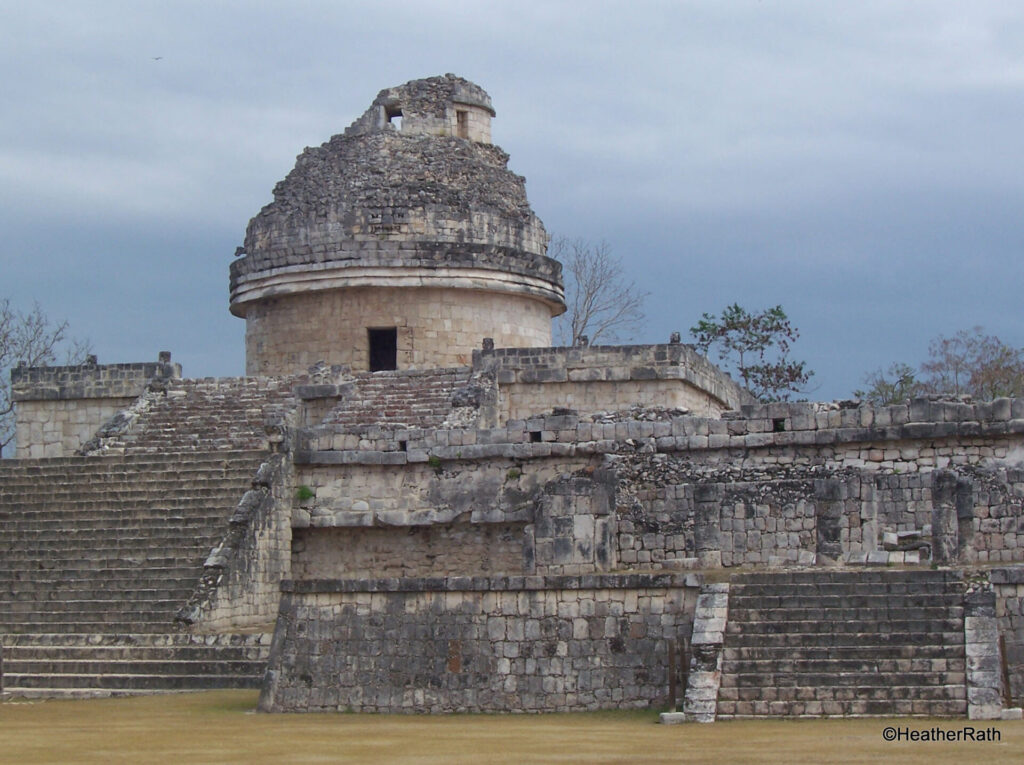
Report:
2,1,1022,400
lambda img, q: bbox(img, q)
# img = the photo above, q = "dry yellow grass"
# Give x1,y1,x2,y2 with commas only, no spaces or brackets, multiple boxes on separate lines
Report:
1,691,1022,765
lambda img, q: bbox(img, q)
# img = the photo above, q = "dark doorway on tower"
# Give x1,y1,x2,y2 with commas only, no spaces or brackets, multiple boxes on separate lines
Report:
368,328,398,372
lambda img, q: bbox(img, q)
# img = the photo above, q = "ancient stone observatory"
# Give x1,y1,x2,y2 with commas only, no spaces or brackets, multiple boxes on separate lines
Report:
230,74,564,376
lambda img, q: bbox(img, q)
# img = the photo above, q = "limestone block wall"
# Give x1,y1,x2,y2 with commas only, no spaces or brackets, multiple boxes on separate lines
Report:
290,457,614,578
178,452,295,633
502,380,721,423
472,343,754,423
14,398,136,459
244,287,552,376
992,567,1024,705
10,356,180,458
294,396,1024,573
258,573,700,713
290,524,525,579
615,467,1024,569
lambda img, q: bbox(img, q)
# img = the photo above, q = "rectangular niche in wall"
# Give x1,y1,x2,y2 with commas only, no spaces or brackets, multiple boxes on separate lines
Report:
368,327,398,372
456,110,469,139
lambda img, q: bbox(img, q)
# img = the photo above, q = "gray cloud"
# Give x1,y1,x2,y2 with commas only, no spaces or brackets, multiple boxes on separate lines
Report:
2,0,1022,398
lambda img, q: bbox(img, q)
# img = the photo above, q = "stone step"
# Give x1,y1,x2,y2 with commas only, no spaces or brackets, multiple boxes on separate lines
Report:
0,561,207,573
0,599,185,614
718,684,966,701
722,644,962,661
4,644,267,661
725,618,964,635
727,605,963,621
0,632,271,647
728,592,967,609
723,657,967,675
721,671,967,689
717,698,967,718
0,492,247,506
0,612,181,627
721,630,965,648
1,623,182,634
0,566,206,580
1,587,196,601
3,672,263,691
729,570,963,585
6,658,265,676
729,582,966,598
0,547,216,560
1,520,229,532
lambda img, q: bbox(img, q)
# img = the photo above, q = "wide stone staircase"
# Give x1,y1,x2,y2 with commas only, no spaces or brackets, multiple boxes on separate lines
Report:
98,376,298,454
717,570,968,718
322,367,471,429
0,451,271,697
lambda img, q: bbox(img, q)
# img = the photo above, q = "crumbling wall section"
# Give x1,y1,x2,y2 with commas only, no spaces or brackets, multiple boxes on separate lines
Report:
177,446,296,633
290,453,616,578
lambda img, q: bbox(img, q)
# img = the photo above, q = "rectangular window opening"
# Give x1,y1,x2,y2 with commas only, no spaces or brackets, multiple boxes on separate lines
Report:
772,418,786,433
456,110,469,139
529,431,542,443
386,106,403,131
368,328,398,372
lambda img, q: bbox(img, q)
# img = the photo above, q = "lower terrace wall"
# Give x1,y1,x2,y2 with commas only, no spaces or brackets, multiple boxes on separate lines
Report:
295,397,1024,573
258,573,700,713
271,395,1024,713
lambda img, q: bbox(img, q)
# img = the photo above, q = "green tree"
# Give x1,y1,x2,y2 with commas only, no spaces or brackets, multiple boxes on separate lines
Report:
854,362,923,405
689,303,812,401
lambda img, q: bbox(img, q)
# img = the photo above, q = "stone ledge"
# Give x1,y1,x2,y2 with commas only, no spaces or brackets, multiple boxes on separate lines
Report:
989,567,1024,585
282,571,703,594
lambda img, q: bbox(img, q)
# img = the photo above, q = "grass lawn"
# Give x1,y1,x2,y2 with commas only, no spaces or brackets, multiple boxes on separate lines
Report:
1,691,1022,764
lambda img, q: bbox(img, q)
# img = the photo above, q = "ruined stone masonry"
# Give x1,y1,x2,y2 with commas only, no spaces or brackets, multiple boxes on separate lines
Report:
4,75,1024,719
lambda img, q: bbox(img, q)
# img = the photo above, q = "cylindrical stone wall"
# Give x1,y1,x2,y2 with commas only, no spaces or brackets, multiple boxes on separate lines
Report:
244,286,553,376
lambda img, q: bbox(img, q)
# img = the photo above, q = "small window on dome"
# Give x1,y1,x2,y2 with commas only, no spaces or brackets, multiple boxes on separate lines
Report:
385,105,403,131
368,328,398,372
456,110,469,139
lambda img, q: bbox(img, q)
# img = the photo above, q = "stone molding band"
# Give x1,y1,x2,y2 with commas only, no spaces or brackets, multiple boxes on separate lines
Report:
230,263,566,316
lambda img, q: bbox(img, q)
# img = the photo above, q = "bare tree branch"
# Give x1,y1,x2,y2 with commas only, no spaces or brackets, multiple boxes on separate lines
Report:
0,299,92,454
550,237,647,345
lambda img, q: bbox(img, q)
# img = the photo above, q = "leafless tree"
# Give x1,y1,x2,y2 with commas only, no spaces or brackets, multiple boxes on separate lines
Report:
550,237,647,345
853,327,1024,404
920,327,1024,400
0,299,91,455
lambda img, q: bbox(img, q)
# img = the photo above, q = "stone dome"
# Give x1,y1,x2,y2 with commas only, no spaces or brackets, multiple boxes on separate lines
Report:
230,75,565,376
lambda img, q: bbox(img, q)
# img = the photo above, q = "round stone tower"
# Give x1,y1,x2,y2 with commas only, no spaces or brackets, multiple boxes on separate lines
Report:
230,74,565,376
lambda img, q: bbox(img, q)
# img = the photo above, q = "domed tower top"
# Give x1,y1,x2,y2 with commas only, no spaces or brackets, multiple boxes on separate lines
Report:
230,75,565,376
344,73,496,143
